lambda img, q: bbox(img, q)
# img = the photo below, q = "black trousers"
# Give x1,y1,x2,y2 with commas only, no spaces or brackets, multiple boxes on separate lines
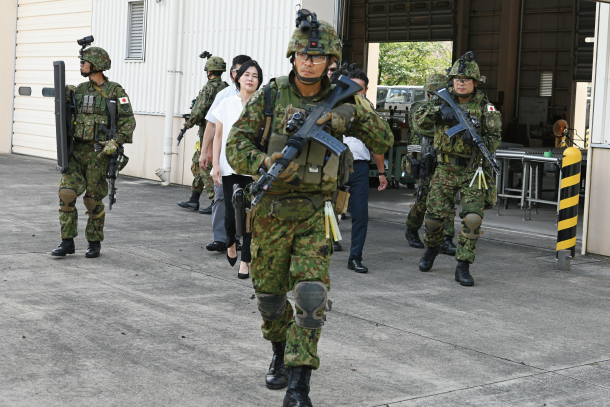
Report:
222,174,253,262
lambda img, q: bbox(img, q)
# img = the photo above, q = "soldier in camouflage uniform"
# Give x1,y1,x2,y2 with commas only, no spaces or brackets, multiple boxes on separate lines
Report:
414,54,502,286
226,15,393,406
405,74,456,256
52,46,136,258
177,57,228,213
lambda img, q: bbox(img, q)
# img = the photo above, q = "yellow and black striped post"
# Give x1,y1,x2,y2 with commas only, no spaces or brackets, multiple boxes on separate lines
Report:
557,147,582,259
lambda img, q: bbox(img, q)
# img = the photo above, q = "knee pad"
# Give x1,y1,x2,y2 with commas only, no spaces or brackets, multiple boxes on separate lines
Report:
256,293,288,321
294,281,327,330
83,196,105,219
462,212,483,239
58,188,77,212
424,216,443,235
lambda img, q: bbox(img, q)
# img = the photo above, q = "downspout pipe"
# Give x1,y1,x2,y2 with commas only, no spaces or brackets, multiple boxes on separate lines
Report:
156,0,181,186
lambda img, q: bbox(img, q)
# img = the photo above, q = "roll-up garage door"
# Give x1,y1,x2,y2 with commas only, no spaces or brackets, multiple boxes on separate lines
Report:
12,0,92,159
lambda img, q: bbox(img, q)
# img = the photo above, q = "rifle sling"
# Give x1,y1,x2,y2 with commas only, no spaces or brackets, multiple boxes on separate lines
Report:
257,78,276,151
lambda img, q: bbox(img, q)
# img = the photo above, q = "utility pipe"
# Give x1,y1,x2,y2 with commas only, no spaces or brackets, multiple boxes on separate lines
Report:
514,0,525,120
156,0,181,186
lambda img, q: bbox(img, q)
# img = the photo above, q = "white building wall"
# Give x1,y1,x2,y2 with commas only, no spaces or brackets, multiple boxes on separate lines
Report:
92,0,299,116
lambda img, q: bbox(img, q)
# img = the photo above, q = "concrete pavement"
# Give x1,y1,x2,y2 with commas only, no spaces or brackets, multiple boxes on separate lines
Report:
1,153,609,406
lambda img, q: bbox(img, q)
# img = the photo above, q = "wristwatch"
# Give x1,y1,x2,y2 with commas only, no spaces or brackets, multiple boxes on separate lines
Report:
378,172,387,176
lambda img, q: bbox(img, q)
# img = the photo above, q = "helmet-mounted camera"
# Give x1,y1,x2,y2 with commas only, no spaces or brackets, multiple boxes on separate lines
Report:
77,35,94,58
200,51,212,59
457,51,476,74
295,7,321,53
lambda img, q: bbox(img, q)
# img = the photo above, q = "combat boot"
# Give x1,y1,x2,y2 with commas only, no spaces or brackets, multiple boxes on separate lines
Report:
455,261,474,286
419,246,440,272
51,239,75,257
439,236,457,256
283,366,313,407
177,191,201,211
405,229,425,248
86,241,101,258
266,341,288,390
198,202,213,214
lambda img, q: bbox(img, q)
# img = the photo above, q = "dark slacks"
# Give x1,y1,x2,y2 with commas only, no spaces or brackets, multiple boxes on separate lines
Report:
344,160,370,261
222,174,253,263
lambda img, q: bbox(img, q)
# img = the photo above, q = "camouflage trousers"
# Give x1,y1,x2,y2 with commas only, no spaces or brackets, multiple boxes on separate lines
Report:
424,163,486,263
406,175,455,237
250,194,332,370
191,150,214,201
58,142,108,242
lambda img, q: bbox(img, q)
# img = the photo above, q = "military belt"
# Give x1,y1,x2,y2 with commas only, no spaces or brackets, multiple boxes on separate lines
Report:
440,154,470,166
74,139,97,145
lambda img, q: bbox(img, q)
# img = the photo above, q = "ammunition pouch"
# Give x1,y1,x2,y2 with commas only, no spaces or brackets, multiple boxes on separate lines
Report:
116,153,129,172
403,155,420,177
58,188,77,212
334,185,350,215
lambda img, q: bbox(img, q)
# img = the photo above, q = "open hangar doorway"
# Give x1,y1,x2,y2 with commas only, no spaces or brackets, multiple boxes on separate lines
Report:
336,0,596,146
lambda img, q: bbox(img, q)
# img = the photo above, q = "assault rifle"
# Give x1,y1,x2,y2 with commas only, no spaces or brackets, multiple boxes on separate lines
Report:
250,75,363,207
433,87,500,175
176,98,197,146
416,136,436,202
97,99,122,210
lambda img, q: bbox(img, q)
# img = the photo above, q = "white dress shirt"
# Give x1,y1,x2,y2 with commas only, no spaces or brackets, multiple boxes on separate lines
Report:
343,136,371,161
211,95,243,176
205,82,239,124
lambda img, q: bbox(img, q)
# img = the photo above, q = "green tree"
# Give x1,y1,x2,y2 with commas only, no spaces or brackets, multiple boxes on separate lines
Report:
378,42,452,86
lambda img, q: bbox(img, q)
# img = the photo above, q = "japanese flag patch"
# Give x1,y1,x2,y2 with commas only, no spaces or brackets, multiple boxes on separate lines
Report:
119,96,130,105
486,103,496,112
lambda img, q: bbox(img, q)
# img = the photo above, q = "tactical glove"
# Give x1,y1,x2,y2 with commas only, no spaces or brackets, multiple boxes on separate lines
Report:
439,104,456,122
462,131,474,146
264,152,299,183
98,139,120,156
316,104,357,134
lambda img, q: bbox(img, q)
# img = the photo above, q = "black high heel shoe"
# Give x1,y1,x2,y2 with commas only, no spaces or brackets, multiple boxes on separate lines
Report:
227,253,238,267
238,263,250,279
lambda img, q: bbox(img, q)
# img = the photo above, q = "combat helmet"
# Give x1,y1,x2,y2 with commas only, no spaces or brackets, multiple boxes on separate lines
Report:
81,47,111,71
447,51,485,83
205,56,226,72
286,20,342,59
424,73,448,92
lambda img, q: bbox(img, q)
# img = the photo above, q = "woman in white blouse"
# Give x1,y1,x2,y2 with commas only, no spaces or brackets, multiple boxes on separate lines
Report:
211,60,262,278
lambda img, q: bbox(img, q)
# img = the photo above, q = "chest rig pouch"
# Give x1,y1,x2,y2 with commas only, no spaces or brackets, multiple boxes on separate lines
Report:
74,82,118,141
261,77,341,189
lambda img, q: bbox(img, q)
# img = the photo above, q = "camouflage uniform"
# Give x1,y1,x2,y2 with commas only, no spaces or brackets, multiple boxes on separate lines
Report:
226,24,393,371
414,61,501,264
59,47,135,242
184,75,228,200
406,99,455,238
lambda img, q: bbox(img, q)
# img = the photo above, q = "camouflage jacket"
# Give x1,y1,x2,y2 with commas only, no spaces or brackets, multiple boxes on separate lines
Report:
408,100,434,146
413,88,501,158
66,79,136,145
185,77,228,133
226,73,394,194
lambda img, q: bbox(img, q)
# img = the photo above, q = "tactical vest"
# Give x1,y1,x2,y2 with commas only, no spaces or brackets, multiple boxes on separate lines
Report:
73,81,120,141
434,90,494,157
264,76,340,191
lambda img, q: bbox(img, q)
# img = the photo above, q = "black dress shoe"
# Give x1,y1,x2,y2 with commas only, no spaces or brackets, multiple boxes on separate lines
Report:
51,239,75,256
455,261,474,286
440,236,457,256
348,259,368,273
85,241,101,258
266,341,288,390
198,202,213,214
206,241,227,252
419,246,440,272
333,241,342,252
283,366,313,407
406,228,425,248
227,253,238,267
237,265,250,279
177,191,201,212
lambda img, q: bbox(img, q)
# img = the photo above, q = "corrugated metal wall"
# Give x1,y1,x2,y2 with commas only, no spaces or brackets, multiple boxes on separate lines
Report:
12,0,93,159
92,0,299,116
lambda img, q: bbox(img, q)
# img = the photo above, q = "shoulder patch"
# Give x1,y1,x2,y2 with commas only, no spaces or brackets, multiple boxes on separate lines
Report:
119,96,130,105
486,103,497,112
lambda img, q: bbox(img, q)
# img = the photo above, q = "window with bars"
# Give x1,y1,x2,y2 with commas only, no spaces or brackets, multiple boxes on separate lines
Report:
126,1,146,60
539,71,553,97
